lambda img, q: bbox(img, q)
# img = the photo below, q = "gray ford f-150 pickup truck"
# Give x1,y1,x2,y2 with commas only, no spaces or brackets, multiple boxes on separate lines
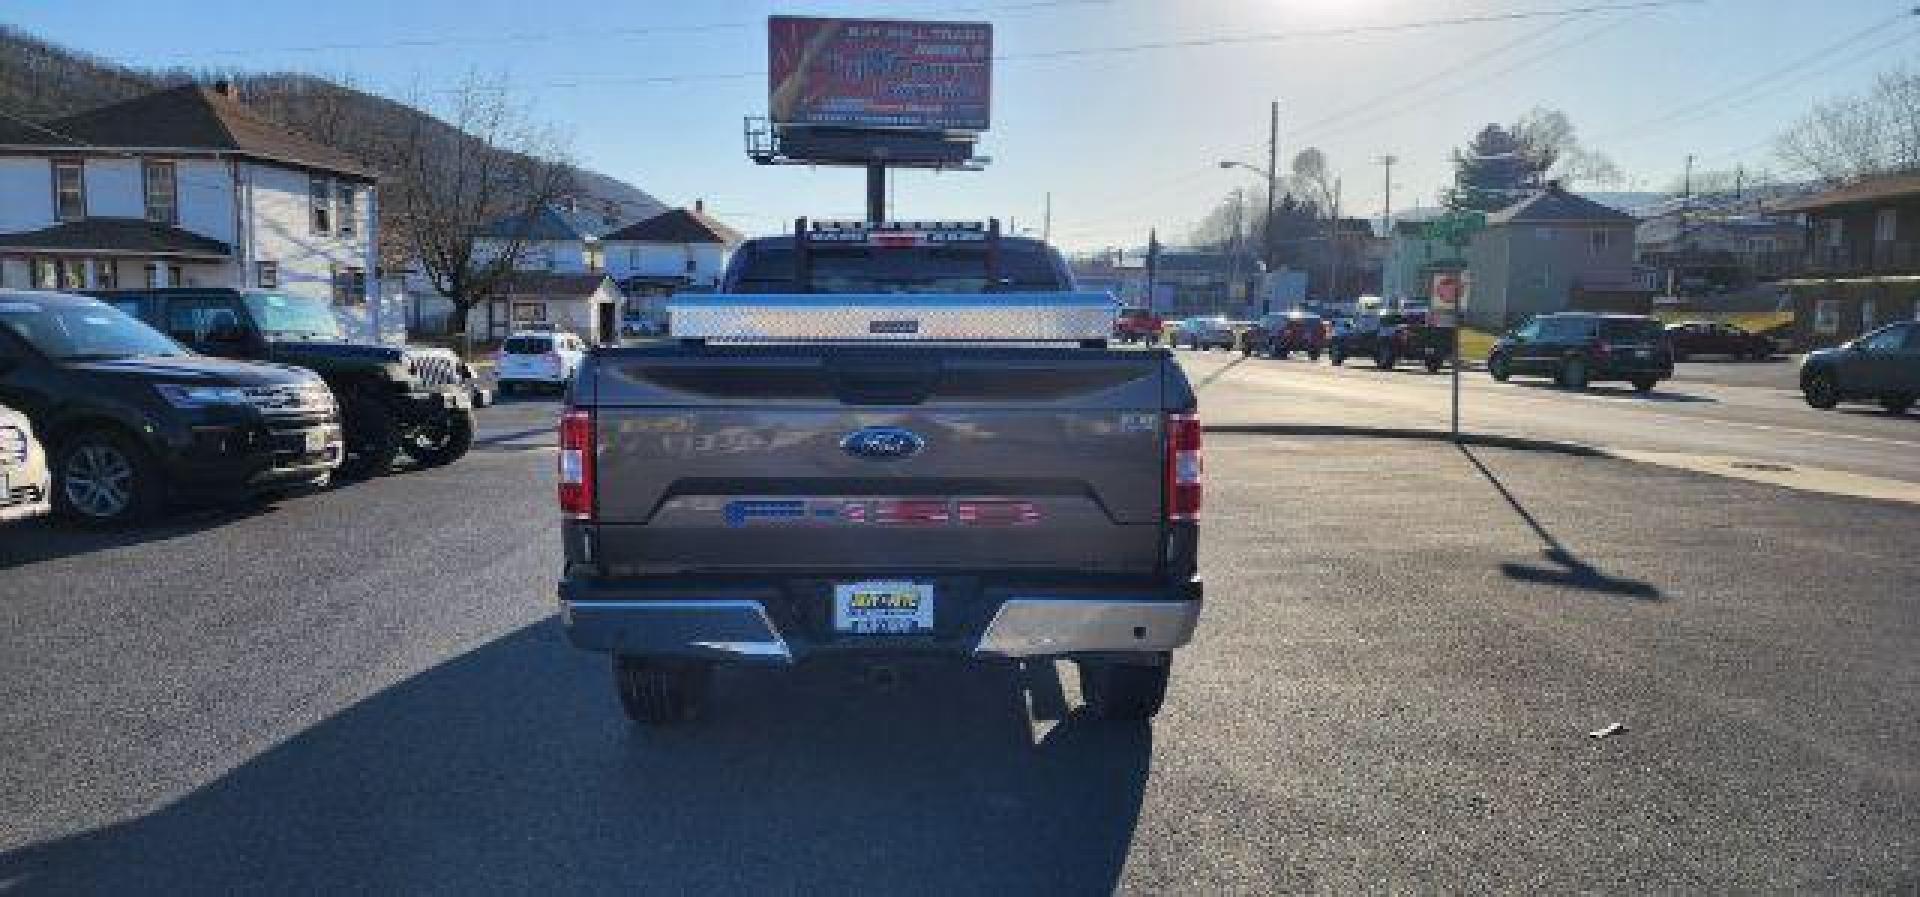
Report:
556,220,1203,725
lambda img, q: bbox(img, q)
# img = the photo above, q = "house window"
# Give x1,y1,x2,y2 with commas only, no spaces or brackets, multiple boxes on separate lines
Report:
1875,209,1897,243
1861,299,1878,332
335,182,356,236
143,160,177,224
511,302,547,323
629,248,641,269
52,160,86,221
94,259,118,289
331,265,365,304
1588,229,1612,257
1823,218,1844,248
30,258,56,289
310,175,333,234
256,261,279,289
684,258,697,274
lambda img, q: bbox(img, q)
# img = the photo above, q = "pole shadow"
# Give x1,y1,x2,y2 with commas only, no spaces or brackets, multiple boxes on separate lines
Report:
0,621,1151,895
1458,445,1664,601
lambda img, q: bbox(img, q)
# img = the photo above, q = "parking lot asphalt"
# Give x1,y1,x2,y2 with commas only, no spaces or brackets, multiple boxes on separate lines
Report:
1,390,1914,893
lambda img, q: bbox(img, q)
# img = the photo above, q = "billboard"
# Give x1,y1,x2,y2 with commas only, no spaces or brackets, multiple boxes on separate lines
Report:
769,16,992,131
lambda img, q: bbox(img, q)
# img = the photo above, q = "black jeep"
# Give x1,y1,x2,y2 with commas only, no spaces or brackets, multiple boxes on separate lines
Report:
88,288,478,478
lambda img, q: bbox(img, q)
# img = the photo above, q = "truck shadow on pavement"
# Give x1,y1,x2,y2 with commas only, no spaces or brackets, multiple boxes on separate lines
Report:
1505,381,1717,403
0,504,279,570
1458,445,1664,602
0,621,1151,894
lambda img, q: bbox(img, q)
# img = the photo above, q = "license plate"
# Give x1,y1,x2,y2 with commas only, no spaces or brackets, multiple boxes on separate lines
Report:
833,581,934,634
443,391,470,409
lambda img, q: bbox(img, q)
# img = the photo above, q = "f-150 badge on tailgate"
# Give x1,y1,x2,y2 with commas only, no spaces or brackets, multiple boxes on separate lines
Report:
840,426,926,461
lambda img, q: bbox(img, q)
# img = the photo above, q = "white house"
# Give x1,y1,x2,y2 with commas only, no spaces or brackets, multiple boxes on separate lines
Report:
601,203,742,315
471,201,624,275
0,82,376,305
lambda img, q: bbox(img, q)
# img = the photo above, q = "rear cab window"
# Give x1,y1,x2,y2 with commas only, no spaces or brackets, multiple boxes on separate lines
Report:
504,336,553,354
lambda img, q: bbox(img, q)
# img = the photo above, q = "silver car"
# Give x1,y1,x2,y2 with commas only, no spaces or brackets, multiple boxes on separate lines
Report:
0,403,51,522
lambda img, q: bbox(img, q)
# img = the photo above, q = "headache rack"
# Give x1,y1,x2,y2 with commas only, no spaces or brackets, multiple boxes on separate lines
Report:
670,217,1117,346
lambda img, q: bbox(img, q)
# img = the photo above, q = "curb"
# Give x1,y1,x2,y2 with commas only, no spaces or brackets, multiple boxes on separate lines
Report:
1202,423,1605,457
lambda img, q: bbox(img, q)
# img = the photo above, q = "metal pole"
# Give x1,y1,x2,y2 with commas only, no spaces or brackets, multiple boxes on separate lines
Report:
1265,100,1278,272
866,163,886,224
1043,191,1052,243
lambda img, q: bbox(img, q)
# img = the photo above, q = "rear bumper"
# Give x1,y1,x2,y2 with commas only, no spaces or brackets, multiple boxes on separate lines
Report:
559,578,1203,665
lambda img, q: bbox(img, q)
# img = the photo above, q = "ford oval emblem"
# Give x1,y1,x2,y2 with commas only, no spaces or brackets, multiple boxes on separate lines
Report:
841,426,926,461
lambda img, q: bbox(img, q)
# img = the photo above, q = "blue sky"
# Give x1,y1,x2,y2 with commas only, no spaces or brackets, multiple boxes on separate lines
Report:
7,1,1916,250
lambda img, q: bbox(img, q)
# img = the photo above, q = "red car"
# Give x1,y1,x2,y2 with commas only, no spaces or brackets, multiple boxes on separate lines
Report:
1249,311,1326,360
1114,308,1164,344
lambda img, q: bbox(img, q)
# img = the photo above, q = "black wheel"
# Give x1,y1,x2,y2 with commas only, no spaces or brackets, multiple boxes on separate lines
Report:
1488,355,1511,382
1425,357,1444,374
53,428,163,527
1558,357,1590,390
1802,371,1839,409
1374,347,1396,370
615,657,712,725
336,392,402,480
1308,348,1321,361
1631,377,1658,394
1077,655,1170,721
1274,347,1291,360
1673,350,1690,364
1329,349,1346,366
401,407,475,467
1880,394,1914,415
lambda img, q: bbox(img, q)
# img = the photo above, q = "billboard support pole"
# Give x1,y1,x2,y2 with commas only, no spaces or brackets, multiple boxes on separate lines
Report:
866,163,887,224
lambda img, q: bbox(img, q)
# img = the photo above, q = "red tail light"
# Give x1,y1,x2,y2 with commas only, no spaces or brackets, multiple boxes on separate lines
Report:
558,409,594,520
1166,412,1202,522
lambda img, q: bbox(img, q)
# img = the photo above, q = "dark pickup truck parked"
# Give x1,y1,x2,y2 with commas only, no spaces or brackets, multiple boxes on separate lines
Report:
1328,311,1454,372
0,290,342,525
87,288,478,479
558,221,1203,725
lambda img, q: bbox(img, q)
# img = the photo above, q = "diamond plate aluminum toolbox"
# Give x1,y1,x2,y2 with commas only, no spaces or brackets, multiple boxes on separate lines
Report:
668,293,1118,343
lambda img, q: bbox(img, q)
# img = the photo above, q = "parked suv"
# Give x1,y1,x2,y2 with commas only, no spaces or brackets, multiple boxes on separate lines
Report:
1328,311,1453,372
1487,313,1674,392
1800,320,1920,414
0,401,52,523
498,330,586,394
88,288,476,479
0,290,342,525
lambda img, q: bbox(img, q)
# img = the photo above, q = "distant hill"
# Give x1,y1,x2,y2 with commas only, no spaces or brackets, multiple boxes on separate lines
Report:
0,25,663,224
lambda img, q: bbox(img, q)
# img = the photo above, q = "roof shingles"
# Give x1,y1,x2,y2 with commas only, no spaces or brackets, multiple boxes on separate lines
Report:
0,218,231,258
1487,184,1637,226
1,84,373,179
603,208,742,245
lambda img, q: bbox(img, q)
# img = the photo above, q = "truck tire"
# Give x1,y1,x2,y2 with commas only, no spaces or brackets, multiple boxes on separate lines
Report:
337,392,402,480
1425,357,1444,374
1308,348,1321,361
1374,346,1396,370
1077,655,1170,721
1329,348,1346,366
1881,394,1914,415
615,657,712,725
1488,355,1511,382
1631,377,1659,394
52,428,163,528
401,407,475,468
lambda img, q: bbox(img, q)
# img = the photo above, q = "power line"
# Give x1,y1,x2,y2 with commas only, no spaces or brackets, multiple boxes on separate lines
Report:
1596,10,1920,143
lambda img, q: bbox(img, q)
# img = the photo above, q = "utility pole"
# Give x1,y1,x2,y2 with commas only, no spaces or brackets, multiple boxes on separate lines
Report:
1329,177,1343,301
1043,191,1052,243
1264,100,1279,273
1377,154,1398,235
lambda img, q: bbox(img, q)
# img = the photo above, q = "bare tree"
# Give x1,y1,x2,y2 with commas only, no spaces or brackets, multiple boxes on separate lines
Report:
1776,66,1920,183
380,76,575,346
1289,148,1337,214
1512,106,1621,189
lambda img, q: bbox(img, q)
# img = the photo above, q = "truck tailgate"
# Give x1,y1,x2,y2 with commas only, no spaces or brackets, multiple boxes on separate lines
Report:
585,346,1177,576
